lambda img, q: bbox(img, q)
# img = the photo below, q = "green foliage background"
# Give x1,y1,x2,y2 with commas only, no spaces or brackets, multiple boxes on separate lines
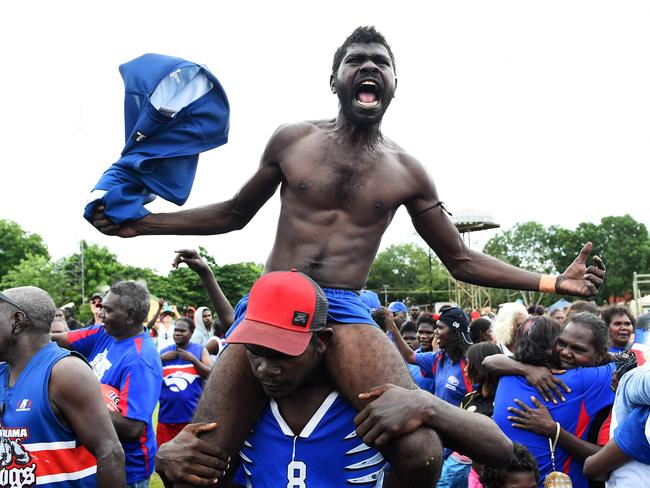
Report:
1,214,648,317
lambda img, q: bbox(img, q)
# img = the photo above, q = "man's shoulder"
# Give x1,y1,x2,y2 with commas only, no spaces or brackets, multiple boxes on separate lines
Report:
270,121,323,145
112,333,160,363
391,148,428,176
68,324,107,346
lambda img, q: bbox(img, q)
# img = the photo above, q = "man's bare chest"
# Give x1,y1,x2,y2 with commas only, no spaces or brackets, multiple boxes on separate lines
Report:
280,149,399,209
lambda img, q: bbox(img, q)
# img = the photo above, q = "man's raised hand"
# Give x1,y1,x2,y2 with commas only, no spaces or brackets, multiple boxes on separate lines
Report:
555,242,606,297
91,205,138,238
172,249,211,275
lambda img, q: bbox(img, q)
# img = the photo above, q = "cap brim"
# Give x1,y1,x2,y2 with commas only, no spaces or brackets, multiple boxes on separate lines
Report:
226,319,312,357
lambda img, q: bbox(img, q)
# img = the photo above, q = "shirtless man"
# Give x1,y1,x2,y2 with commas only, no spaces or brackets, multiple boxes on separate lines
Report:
92,26,606,484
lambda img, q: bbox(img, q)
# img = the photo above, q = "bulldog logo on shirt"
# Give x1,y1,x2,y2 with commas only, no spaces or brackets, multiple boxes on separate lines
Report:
163,371,199,392
0,427,36,488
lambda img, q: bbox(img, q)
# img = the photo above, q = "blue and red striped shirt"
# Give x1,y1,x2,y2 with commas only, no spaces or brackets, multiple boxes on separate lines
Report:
67,326,162,484
0,342,97,487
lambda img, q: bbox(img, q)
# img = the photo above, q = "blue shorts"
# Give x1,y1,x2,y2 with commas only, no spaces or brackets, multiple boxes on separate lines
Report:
226,287,377,337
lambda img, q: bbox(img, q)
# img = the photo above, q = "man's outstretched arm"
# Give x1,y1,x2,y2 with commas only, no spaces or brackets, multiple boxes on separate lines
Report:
403,157,605,297
355,384,513,467
90,124,306,237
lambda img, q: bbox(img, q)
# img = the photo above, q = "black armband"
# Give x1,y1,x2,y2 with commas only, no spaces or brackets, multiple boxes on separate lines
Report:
411,201,452,218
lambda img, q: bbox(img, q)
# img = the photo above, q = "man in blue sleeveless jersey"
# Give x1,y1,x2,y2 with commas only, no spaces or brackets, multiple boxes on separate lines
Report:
0,286,124,487
225,270,390,487
52,281,162,488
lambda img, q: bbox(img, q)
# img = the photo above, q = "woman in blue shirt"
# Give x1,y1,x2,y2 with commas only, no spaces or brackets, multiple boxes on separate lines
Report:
390,306,473,406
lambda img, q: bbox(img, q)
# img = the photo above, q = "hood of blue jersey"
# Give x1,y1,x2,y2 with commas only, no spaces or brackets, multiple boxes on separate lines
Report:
84,53,229,224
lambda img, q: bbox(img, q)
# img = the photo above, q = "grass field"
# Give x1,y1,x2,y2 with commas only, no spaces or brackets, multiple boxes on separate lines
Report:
150,473,163,488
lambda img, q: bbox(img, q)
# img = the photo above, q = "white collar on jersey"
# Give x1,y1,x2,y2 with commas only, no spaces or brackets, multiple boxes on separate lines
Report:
270,391,339,439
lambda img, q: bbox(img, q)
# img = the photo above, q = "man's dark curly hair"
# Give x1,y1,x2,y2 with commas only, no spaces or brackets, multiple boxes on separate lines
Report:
480,443,540,488
332,26,396,74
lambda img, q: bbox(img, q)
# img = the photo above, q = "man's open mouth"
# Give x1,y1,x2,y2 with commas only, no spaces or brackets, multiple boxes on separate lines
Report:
355,80,381,108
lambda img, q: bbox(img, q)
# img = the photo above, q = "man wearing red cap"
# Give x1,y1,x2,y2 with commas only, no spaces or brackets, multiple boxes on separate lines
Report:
96,26,606,485
157,271,512,487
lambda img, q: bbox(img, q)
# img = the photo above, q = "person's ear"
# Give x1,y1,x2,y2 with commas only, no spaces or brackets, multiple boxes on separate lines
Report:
330,74,336,94
12,311,26,334
126,309,136,326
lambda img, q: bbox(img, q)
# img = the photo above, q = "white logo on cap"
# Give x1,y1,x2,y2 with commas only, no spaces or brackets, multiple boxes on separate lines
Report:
452,321,460,328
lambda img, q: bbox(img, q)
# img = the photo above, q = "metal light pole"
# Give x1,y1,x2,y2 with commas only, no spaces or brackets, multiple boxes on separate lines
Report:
80,240,85,303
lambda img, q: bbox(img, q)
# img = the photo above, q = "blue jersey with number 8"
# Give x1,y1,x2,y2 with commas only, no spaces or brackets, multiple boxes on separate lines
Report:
234,391,387,487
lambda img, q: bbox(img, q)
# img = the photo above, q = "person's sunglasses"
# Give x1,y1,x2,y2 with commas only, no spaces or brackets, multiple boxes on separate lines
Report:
0,292,27,317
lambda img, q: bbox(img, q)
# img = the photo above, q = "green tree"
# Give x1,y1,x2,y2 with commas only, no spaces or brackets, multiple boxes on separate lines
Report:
0,254,72,306
366,243,449,303
548,215,650,301
482,221,558,306
483,222,556,273
483,216,650,305
213,262,264,306
0,220,49,280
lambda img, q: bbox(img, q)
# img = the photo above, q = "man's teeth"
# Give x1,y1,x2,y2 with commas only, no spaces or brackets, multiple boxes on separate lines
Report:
361,81,376,86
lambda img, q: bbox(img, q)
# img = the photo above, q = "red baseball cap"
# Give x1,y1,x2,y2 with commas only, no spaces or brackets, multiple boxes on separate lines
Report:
226,269,329,356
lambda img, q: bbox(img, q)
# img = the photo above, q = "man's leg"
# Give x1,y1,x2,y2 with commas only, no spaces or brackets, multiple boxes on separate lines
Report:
325,323,444,487
194,344,266,474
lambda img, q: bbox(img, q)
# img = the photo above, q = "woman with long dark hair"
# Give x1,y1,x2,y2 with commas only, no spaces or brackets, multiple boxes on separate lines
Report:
461,342,503,487
463,342,503,415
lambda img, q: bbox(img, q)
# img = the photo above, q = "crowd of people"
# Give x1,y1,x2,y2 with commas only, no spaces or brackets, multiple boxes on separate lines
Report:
0,250,646,487
1,24,646,488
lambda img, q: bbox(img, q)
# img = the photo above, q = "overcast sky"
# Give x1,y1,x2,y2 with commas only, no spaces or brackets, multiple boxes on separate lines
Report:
2,1,649,275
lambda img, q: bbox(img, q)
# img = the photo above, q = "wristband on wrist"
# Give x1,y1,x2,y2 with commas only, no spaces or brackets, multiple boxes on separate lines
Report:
539,274,557,294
